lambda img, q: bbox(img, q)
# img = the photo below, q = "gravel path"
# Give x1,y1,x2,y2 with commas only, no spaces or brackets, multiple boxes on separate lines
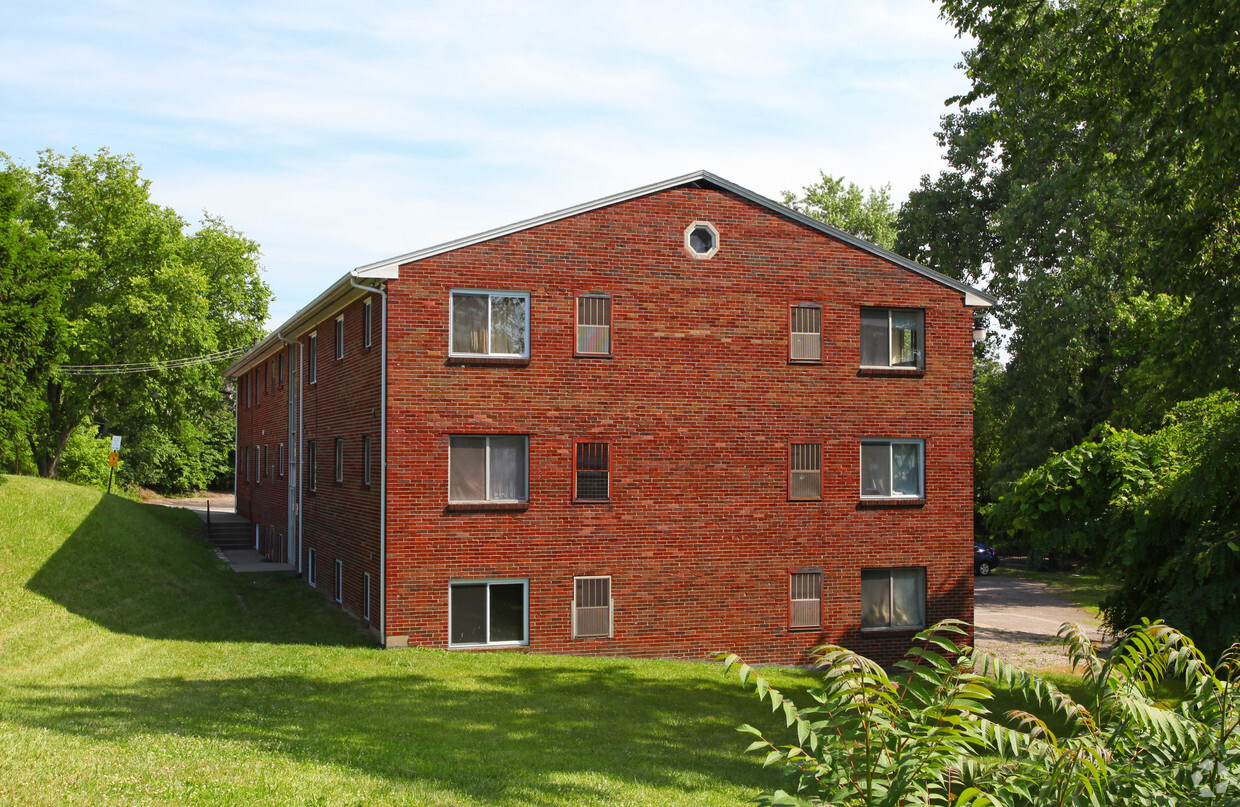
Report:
973,574,1105,672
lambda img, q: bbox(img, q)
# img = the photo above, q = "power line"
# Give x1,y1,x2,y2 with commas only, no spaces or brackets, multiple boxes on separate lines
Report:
56,345,250,375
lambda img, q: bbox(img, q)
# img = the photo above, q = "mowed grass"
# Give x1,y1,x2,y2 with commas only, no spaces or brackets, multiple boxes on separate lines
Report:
0,475,818,806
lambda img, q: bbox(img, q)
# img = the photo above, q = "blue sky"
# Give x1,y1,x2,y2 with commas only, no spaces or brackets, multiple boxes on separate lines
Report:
2,0,974,326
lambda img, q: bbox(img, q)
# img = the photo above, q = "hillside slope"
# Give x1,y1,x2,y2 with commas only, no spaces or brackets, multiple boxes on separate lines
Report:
0,475,818,807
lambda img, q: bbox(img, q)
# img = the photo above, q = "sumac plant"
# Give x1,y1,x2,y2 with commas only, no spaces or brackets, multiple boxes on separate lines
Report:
719,620,1239,806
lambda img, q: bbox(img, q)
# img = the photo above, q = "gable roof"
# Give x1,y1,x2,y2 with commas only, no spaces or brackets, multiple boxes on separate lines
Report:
227,170,993,376
352,169,996,307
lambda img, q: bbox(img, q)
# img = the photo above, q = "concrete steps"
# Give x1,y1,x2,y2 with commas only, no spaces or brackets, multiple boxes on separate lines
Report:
207,521,253,551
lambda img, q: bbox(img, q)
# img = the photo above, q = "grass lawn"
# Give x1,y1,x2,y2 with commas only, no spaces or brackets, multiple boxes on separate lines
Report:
0,474,820,806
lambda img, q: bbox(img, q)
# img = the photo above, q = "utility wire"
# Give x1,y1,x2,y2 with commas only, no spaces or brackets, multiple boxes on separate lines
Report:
56,345,251,375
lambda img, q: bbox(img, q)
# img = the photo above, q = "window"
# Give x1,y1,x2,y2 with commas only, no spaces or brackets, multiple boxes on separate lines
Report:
265,444,272,479
307,441,318,491
277,353,283,386
278,443,286,477
861,308,924,369
362,572,372,621
449,580,528,646
861,567,925,629
334,438,344,483
573,576,612,638
254,368,261,406
307,547,317,587
334,315,345,360
788,442,821,501
448,435,528,503
860,440,923,498
790,570,822,629
576,295,611,356
790,304,822,363
450,291,530,358
307,333,318,383
363,298,373,348
574,441,610,502
334,559,343,603
684,221,719,258
362,436,372,486
243,445,250,482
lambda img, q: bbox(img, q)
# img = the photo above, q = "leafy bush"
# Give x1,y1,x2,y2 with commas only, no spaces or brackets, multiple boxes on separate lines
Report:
987,391,1240,657
722,621,1240,806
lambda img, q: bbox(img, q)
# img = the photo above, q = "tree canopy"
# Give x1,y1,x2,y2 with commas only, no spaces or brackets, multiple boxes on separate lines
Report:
0,148,270,491
781,172,898,250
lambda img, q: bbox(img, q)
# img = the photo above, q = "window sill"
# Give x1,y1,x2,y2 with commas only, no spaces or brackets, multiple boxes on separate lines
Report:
573,352,613,359
857,367,924,378
857,497,925,509
445,502,529,513
447,356,530,367
788,359,824,366
860,625,925,634
788,625,823,632
573,498,612,505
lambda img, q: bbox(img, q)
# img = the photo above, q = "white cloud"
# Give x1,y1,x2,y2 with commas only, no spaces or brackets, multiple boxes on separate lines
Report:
1,0,974,330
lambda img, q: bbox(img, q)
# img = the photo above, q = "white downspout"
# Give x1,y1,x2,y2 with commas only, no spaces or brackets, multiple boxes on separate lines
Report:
276,332,301,573
348,276,388,644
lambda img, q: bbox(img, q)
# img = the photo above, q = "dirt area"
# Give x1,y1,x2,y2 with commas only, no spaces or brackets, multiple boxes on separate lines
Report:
973,574,1105,672
142,491,235,518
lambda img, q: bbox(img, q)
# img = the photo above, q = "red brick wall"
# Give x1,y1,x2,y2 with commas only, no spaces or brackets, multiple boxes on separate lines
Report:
236,293,383,629
379,185,976,665
236,350,291,559
298,295,383,627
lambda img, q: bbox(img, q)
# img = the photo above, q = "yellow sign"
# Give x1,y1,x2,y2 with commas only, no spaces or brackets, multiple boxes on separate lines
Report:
108,451,119,468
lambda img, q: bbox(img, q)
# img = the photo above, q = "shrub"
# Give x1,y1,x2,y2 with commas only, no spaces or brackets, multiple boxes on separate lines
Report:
720,621,1240,806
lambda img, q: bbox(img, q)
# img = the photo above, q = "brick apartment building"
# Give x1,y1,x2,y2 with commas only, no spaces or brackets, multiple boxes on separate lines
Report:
226,170,994,665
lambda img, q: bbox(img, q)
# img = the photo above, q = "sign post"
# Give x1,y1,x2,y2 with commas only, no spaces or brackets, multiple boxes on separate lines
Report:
107,436,121,494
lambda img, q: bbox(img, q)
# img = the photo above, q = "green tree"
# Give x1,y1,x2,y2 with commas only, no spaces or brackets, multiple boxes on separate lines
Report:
11,148,269,489
897,0,1240,487
0,164,64,473
782,172,898,250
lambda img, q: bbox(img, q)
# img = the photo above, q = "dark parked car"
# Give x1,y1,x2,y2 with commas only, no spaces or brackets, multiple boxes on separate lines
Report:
974,543,999,576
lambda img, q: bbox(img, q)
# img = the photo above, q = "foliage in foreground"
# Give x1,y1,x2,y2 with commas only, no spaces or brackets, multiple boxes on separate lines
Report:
721,621,1240,806
987,391,1240,658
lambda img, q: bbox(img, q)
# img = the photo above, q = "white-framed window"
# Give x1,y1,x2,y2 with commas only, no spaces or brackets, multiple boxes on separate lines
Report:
278,443,286,477
449,290,530,358
334,315,345,360
790,304,822,363
362,436,372,486
307,441,317,492
449,579,528,647
362,572,372,621
334,559,343,603
254,446,261,485
572,576,613,638
573,441,610,502
254,368,261,406
861,308,924,369
334,438,344,484
789,442,821,501
860,439,924,498
363,298,373,348
576,294,611,356
789,570,822,629
684,220,719,259
307,547,317,587
448,435,528,503
861,567,925,629
243,445,250,482
307,332,318,383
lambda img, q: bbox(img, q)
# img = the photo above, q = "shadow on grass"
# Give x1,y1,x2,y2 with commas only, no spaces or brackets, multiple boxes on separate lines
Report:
24,493,366,647
7,657,799,805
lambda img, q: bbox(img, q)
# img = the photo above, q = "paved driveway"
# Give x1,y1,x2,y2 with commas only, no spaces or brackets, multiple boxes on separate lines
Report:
973,574,1103,670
